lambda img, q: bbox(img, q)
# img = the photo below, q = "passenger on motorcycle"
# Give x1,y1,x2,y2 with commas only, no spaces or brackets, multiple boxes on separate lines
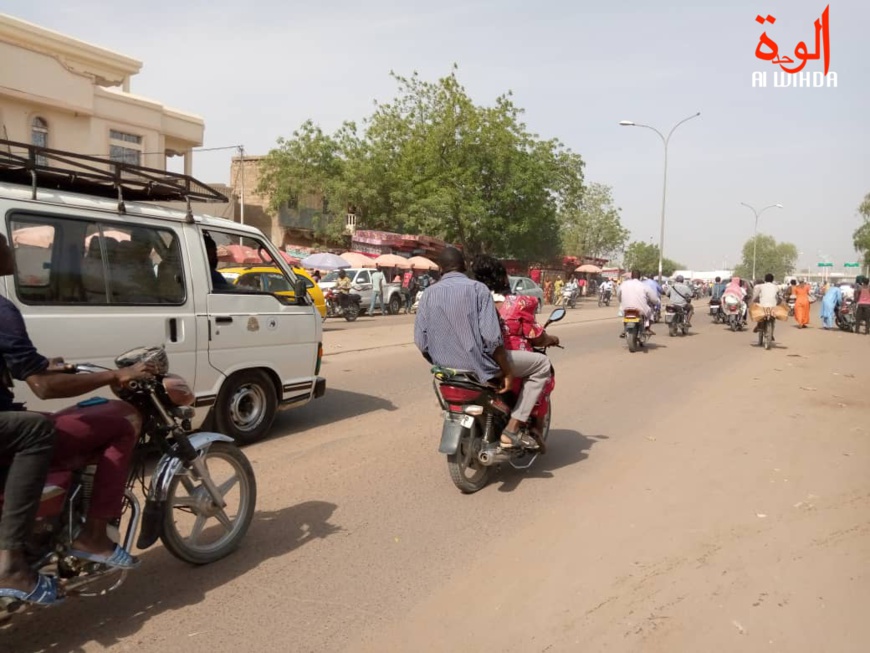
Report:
471,256,559,447
667,275,695,326
0,234,154,605
711,276,727,301
414,248,551,450
617,270,660,336
751,273,782,335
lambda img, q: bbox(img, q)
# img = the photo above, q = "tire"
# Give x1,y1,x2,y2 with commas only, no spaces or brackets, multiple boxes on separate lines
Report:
627,328,638,352
213,370,277,446
446,423,491,493
730,317,738,332
668,322,677,337
757,327,764,347
764,322,773,350
388,293,402,316
343,303,359,322
160,442,257,565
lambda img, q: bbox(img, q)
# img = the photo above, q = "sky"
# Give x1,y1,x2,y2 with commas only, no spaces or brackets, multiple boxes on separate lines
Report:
9,0,869,272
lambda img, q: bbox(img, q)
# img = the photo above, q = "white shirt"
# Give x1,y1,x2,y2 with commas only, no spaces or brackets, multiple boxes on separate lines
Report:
617,279,659,316
752,282,780,308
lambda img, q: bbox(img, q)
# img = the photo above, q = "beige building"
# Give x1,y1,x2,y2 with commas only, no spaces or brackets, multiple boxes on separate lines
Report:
0,14,203,174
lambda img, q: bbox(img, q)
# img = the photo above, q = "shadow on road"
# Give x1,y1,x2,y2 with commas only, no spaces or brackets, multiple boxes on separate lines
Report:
0,500,340,652
273,389,398,437
496,429,608,492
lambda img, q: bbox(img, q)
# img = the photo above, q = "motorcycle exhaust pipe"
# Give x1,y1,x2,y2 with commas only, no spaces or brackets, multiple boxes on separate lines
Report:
478,445,510,466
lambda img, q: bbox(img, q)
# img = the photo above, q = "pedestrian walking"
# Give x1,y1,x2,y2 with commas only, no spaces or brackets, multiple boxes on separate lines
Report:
369,266,386,316
793,279,811,328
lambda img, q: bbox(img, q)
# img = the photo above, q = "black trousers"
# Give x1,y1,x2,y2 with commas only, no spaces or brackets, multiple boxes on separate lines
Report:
0,411,56,550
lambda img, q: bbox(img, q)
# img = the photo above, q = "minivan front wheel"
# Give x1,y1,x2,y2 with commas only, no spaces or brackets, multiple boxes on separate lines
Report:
214,370,277,445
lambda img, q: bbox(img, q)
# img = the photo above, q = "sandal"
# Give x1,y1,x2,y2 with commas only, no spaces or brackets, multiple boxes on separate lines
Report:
500,428,538,449
0,573,64,606
68,544,140,569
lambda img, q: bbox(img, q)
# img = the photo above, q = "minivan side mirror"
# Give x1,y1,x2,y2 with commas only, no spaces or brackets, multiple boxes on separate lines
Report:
294,279,309,306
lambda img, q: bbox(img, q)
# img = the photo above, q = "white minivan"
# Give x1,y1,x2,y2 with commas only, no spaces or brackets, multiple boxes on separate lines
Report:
0,144,324,445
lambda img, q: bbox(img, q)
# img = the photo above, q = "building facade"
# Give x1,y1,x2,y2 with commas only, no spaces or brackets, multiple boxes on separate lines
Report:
0,14,203,173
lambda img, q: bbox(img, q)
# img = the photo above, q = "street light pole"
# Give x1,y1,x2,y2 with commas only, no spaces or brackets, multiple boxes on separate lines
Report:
620,112,700,282
740,202,783,281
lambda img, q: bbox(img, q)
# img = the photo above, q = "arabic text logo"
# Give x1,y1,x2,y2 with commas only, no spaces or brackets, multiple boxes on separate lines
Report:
752,5,837,88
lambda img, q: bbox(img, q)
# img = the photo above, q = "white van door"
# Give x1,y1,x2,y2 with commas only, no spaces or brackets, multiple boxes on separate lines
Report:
4,213,197,411
196,228,318,443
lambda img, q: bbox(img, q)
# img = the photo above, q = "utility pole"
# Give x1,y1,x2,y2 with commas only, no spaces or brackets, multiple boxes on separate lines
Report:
238,145,245,225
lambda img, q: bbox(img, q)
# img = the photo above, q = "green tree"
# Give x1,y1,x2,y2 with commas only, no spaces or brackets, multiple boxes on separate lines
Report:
733,234,798,281
559,182,630,261
258,67,586,261
623,241,683,277
853,193,870,272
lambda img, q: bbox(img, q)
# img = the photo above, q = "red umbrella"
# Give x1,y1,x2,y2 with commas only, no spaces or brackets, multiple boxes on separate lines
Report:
218,244,261,264
279,251,301,266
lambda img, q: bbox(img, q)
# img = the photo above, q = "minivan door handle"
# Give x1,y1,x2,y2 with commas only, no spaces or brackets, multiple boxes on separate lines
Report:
215,316,233,325
167,318,178,342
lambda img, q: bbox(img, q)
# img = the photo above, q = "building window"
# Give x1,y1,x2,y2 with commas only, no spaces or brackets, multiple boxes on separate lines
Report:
31,117,48,165
109,129,142,166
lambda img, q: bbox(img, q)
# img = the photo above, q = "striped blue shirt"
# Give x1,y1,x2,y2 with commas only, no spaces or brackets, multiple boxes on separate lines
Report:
414,271,504,382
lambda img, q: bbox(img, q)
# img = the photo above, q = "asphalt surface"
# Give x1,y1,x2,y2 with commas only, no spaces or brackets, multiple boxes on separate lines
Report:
2,303,868,652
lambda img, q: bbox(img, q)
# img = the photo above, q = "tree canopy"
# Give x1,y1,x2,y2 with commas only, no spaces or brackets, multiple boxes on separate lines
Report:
853,193,870,272
559,182,630,262
733,234,798,281
257,67,586,260
623,241,682,277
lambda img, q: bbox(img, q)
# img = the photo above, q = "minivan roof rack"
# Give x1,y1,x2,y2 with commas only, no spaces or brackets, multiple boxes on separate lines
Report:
0,139,228,210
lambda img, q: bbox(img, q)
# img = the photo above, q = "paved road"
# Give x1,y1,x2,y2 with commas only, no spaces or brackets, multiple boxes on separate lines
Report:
3,305,868,652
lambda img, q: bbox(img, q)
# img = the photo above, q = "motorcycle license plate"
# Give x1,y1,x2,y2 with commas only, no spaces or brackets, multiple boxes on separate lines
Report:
624,317,640,323
709,307,717,314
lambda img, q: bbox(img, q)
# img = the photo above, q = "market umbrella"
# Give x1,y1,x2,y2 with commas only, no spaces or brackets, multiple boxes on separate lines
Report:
407,255,439,271
300,252,351,271
218,244,262,264
278,251,301,266
575,264,602,274
374,253,411,269
12,225,56,248
340,252,377,268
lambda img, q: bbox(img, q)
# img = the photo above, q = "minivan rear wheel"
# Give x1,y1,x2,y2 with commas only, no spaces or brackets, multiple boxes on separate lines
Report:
214,370,277,445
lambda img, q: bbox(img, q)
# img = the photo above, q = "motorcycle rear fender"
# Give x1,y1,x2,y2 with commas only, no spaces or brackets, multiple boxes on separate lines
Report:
439,416,469,455
136,432,234,550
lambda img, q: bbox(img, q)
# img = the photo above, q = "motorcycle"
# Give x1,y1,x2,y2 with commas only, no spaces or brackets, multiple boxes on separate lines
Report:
650,303,662,324
708,298,722,323
722,295,746,331
410,289,424,314
665,304,689,337
430,308,566,494
325,289,361,321
0,346,257,619
562,287,578,309
598,288,612,307
623,308,650,352
836,299,855,332
787,295,796,317
756,309,776,350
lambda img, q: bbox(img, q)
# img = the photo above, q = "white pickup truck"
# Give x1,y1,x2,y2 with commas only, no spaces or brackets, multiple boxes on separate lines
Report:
319,269,404,315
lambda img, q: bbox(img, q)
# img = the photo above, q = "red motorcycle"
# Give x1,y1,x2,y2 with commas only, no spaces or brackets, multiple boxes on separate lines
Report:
0,346,256,619
430,308,565,493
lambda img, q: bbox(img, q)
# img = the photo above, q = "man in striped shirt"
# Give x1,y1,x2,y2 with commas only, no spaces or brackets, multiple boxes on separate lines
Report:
414,248,551,448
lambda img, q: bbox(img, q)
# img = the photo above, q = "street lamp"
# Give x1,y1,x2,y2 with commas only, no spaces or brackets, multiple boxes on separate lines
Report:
740,202,783,281
619,112,701,282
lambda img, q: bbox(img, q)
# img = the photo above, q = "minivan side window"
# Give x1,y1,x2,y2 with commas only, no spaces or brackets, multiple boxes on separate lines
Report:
206,230,294,295
8,215,185,305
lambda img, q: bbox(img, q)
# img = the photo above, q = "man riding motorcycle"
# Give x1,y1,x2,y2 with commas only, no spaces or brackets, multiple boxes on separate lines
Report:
617,270,660,338
667,275,695,327
414,248,551,449
751,272,782,338
599,279,614,304
0,234,154,606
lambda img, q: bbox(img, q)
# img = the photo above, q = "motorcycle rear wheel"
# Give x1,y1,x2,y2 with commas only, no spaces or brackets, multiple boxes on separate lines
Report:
446,424,491,494
763,321,773,350
627,329,638,352
161,443,257,565
343,303,360,322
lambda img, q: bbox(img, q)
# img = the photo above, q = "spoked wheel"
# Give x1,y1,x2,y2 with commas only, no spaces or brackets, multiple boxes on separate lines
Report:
161,443,257,565
763,321,773,350
446,423,491,494
344,303,360,322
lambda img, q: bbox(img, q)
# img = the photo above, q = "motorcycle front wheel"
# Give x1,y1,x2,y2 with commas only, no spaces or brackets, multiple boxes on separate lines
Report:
161,442,257,565
446,423,491,494
343,303,360,322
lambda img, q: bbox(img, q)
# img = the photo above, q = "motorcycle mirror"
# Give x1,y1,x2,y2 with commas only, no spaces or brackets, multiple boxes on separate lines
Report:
546,308,567,324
